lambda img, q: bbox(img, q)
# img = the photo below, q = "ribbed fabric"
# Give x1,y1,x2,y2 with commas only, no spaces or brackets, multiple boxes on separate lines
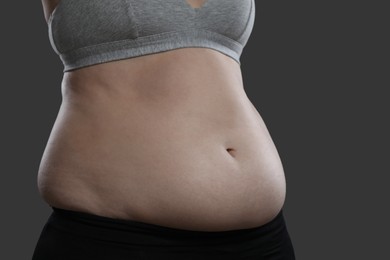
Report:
48,0,256,72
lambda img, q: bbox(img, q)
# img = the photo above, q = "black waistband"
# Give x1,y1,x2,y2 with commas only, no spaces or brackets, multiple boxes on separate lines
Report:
49,206,286,249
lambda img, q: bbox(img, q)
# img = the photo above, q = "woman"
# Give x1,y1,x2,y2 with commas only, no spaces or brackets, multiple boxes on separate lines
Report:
33,0,295,259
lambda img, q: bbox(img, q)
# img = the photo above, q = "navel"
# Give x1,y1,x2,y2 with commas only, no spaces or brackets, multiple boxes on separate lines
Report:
226,147,236,157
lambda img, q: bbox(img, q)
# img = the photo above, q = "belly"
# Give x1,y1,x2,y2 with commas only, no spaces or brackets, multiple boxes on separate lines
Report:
37,48,286,231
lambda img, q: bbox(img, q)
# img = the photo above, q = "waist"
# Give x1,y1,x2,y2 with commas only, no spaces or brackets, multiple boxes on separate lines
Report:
54,78,277,174
57,63,264,156
38,64,286,230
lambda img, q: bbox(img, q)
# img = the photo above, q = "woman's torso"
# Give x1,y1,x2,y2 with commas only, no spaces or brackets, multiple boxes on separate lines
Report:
38,1,286,232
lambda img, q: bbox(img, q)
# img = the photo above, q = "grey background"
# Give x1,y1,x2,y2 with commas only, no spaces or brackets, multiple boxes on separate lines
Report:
1,1,388,259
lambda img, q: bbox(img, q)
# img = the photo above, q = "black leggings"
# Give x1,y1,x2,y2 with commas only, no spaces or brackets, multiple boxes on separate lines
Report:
32,207,295,259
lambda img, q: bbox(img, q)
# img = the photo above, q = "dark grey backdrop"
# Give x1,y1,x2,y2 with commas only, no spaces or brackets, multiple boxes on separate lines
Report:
2,1,388,259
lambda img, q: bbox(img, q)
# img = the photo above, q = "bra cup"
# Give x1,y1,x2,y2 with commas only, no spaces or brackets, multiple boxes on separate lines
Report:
195,0,254,45
127,0,254,45
50,0,139,54
129,0,196,35
236,0,256,47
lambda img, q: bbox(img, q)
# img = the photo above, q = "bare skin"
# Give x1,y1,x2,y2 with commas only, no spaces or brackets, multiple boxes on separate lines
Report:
38,0,286,232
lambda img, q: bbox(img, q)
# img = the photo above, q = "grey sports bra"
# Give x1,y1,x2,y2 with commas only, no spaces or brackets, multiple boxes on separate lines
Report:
48,0,256,72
